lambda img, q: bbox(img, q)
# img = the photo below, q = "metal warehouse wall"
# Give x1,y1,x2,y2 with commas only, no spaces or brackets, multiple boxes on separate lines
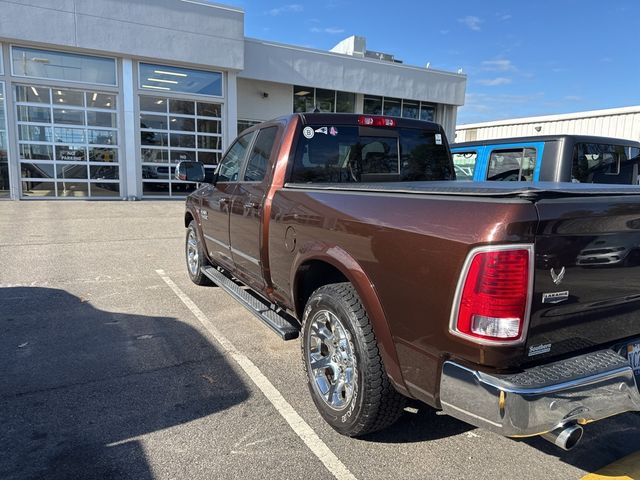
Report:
455,107,640,143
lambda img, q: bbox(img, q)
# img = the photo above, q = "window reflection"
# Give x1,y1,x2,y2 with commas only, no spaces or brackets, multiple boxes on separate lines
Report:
139,63,222,96
12,47,116,85
363,95,383,115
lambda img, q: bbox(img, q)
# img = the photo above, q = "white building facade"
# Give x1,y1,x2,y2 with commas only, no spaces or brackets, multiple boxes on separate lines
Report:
0,0,466,200
455,105,640,144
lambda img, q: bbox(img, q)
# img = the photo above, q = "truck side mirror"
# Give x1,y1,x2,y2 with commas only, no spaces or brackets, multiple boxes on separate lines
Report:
175,161,205,182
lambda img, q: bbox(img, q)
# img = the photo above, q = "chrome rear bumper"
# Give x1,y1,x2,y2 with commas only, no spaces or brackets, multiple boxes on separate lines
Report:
439,349,640,437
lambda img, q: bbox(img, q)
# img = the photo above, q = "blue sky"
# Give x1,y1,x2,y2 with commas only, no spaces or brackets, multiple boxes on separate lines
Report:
234,0,640,124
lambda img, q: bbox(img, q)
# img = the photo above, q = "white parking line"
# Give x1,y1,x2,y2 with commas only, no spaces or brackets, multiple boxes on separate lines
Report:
156,270,358,480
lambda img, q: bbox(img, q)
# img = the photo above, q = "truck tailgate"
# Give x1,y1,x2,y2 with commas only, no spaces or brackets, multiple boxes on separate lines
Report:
527,194,640,363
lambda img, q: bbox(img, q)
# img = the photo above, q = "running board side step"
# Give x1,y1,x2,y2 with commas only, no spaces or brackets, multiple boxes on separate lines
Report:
201,265,299,340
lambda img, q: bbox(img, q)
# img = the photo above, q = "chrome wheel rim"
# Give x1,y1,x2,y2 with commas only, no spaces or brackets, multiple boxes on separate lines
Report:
307,309,357,411
187,229,199,276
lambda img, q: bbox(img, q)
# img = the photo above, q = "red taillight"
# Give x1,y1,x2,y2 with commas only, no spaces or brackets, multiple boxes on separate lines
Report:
452,247,531,343
358,115,397,127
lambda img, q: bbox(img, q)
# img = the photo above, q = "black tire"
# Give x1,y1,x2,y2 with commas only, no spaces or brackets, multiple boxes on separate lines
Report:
185,220,213,286
301,282,405,436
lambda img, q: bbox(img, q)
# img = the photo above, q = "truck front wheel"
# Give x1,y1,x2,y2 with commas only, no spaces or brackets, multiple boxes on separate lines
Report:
301,282,405,436
185,220,213,286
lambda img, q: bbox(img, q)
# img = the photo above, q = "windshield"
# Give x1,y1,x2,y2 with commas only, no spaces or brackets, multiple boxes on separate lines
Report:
289,125,453,183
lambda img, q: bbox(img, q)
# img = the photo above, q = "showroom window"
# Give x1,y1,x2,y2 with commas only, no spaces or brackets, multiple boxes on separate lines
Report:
139,63,222,97
293,86,355,113
11,46,116,86
16,85,120,198
0,82,9,197
364,95,435,121
139,95,223,197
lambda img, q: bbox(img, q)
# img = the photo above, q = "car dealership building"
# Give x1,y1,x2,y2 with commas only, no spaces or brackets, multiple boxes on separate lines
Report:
0,0,466,200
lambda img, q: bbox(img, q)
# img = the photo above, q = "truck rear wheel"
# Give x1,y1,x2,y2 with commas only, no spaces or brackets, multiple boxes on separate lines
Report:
185,220,213,286
301,282,405,436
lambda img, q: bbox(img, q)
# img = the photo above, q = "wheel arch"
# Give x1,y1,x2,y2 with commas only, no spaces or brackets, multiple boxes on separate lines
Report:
291,246,409,396
184,210,195,228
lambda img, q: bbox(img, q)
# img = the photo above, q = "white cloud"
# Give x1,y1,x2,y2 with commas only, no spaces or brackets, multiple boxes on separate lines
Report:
499,13,512,21
310,26,345,34
481,59,515,71
458,16,482,31
477,77,512,86
266,4,303,16
563,95,583,101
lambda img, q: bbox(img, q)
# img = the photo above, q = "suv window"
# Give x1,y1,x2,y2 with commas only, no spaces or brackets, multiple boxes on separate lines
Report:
452,151,477,181
290,125,452,183
571,143,633,184
487,148,536,181
244,127,278,182
217,131,255,182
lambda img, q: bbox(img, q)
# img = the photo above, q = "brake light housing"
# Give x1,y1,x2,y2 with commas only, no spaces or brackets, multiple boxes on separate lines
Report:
358,115,397,127
450,244,533,345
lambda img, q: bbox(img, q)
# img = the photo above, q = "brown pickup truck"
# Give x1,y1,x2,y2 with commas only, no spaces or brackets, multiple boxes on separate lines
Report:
178,113,640,450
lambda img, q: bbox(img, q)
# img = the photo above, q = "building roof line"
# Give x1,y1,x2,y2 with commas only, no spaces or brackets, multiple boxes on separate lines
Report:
458,105,640,129
244,37,466,79
178,0,244,13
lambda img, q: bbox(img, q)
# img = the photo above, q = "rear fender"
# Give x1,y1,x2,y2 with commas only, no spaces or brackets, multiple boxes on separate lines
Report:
291,243,409,396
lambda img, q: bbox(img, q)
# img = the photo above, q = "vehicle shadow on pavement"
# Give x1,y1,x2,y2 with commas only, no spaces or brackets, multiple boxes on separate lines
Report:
362,400,473,443
521,412,640,471
0,287,249,480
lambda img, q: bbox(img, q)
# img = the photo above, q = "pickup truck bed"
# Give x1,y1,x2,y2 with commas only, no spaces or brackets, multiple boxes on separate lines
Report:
179,113,640,449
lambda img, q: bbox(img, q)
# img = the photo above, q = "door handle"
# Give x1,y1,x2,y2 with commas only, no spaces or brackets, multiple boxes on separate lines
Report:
244,201,260,209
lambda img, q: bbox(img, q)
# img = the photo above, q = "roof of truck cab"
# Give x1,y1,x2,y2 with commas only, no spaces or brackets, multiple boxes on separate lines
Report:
453,134,640,149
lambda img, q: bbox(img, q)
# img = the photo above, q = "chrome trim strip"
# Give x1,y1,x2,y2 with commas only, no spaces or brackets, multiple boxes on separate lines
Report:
204,233,229,249
203,234,260,265
230,246,260,265
448,243,535,346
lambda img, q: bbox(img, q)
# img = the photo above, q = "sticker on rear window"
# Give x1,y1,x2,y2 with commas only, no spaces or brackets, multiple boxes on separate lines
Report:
435,133,442,145
315,126,328,135
303,126,314,139
330,126,338,136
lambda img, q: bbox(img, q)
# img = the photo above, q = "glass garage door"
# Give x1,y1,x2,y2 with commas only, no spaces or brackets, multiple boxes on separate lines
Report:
16,85,120,198
0,82,9,198
139,95,222,197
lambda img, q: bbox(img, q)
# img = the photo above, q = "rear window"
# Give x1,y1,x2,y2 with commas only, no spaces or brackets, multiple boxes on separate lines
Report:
571,143,636,184
289,125,453,183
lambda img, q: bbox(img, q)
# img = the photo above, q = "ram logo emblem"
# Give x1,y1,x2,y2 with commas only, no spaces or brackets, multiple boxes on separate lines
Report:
550,267,565,285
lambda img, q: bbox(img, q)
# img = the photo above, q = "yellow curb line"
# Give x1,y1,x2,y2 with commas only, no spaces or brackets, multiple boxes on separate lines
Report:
581,451,640,480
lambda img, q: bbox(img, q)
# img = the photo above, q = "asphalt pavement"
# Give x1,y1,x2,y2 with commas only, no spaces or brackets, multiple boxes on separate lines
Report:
1,200,639,480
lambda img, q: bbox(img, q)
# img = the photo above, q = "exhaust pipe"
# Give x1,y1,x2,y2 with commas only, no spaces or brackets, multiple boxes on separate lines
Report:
541,424,584,451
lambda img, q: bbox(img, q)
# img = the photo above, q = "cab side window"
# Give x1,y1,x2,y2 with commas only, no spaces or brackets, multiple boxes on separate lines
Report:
571,143,631,184
487,148,536,181
217,132,255,182
244,127,278,182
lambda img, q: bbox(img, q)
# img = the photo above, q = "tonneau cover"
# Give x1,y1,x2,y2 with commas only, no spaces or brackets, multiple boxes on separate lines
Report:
285,181,640,199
